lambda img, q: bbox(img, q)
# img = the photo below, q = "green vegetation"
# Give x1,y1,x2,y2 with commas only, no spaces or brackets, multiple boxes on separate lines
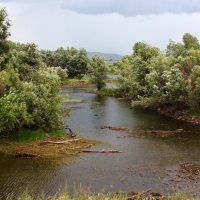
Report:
0,134,99,158
118,33,200,114
0,7,110,138
10,129,46,142
97,88,122,97
5,192,199,200
88,56,107,90
41,47,89,78
9,129,66,142
0,37,65,134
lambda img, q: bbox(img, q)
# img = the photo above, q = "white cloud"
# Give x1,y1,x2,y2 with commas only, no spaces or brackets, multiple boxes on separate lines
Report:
61,0,200,16
1,0,200,55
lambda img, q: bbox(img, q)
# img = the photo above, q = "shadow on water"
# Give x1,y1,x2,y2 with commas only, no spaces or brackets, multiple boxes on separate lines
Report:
0,87,200,198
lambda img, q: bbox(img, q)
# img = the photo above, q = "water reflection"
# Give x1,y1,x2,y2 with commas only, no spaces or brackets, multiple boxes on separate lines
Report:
0,87,200,197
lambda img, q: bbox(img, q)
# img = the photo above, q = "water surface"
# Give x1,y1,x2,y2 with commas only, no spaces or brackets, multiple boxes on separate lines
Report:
0,87,200,197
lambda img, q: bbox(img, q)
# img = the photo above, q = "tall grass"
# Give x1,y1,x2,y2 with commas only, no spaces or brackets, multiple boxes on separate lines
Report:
10,129,66,142
5,192,199,200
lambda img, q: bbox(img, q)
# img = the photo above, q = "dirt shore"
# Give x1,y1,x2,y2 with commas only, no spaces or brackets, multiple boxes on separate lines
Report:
0,135,100,158
61,80,92,88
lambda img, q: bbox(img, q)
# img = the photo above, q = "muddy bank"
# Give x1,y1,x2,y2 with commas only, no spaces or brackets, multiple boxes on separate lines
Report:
0,135,100,158
96,87,200,126
155,105,200,125
61,80,92,88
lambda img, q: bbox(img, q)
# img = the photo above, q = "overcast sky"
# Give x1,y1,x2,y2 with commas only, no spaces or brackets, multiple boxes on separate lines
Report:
1,0,200,55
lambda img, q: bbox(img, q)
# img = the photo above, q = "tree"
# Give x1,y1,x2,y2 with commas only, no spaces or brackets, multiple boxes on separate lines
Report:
166,40,186,58
189,65,200,111
119,36,191,108
88,56,107,91
0,88,32,133
183,33,200,50
0,8,10,70
133,42,160,61
120,42,161,97
41,47,89,78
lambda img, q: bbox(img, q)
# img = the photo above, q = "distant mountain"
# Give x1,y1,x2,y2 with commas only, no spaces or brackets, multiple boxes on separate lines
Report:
87,52,122,61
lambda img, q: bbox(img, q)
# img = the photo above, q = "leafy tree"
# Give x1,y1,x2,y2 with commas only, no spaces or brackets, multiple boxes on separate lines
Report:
0,88,32,133
166,40,186,58
120,43,161,98
41,47,89,78
88,56,107,90
9,43,43,81
118,35,198,109
189,65,200,111
133,42,160,61
0,8,10,70
0,8,65,133
183,33,200,50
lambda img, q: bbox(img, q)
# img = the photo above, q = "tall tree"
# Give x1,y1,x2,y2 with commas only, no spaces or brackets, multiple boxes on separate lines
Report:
88,56,107,91
0,8,10,70
183,33,200,50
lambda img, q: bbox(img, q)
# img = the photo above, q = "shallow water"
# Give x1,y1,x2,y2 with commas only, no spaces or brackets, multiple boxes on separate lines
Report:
0,87,200,198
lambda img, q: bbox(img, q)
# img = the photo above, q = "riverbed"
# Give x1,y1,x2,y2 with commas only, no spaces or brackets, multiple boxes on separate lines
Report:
0,87,200,198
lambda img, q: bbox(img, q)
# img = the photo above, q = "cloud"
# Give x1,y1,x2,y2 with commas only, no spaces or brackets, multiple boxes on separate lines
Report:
61,0,200,16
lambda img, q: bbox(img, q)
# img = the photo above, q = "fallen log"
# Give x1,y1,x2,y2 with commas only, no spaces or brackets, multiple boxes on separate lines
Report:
127,189,151,200
39,138,82,145
129,128,184,137
101,126,129,131
82,149,123,153
15,152,38,158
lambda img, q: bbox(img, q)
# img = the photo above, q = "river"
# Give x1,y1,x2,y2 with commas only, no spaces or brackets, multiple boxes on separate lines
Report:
0,87,200,198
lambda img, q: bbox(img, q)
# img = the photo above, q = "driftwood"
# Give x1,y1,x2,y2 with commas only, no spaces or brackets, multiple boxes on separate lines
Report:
82,149,123,153
127,189,164,200
129,129,184,138
127,189,152,200
101,126,129,131
39,138,81,145
83,144,94,148
15,152,38,158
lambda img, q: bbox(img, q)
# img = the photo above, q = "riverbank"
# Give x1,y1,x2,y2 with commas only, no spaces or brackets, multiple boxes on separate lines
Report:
133,99,200,126
96,88,200,126
61,77,93,88
0,130,100,158
61,76,118,88
6,191,199,200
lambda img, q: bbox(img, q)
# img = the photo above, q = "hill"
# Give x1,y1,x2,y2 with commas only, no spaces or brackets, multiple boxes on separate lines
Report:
87,52,122,61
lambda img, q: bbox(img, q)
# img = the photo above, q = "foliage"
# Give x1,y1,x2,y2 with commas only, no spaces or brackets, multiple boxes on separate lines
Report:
0,8,10,70
183,33,200,50
189,65,200,111
0,9,65,134
41,47,89,78
49,66,68,81
5,191,198,200
119,33,200,111
88,56,107,90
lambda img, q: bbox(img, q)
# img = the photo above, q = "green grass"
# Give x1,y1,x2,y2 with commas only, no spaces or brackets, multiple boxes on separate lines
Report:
60,95,82,103
10,129,45,142
105,77,119,83
185,109,200,117
5,192,199,200
97,88,122,96
9,128,66,142
62,76,92,84
131,97,162,109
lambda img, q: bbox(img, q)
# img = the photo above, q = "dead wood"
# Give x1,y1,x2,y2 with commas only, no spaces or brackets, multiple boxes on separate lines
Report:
82,149,123,153
15,152,38,158
39,138,82,145
101,126,129,131
127,189,152,200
